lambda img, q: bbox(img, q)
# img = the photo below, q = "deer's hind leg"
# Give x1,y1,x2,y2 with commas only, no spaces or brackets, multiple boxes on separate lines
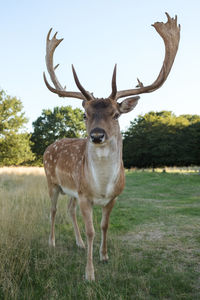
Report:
68,197,85,249
48,184,60,247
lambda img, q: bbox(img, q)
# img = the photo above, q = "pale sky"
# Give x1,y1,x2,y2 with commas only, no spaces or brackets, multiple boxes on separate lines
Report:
0,0,199,132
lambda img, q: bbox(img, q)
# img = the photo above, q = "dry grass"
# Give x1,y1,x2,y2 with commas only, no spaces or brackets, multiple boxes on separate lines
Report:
0,166,44,175
0,167,48,298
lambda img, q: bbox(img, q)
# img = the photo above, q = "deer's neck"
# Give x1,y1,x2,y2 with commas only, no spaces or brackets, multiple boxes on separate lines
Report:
85,134,123,202
87,133,122,163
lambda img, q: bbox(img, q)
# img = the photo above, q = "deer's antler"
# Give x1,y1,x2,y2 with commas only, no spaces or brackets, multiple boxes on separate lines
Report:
109,13,181,101
43,28,93,101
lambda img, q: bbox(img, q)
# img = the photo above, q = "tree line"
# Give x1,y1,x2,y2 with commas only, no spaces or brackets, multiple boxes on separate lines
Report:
0,89,199,167
123,111,200,168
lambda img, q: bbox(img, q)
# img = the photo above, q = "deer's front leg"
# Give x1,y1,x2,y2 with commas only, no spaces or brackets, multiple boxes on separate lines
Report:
100,198,116,262
79,196,95,281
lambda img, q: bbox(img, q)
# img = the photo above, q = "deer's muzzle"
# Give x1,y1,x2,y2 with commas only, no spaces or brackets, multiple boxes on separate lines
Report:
90,128,106,144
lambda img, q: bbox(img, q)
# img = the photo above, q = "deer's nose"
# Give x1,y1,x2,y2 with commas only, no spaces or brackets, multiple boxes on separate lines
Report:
90,128,106,144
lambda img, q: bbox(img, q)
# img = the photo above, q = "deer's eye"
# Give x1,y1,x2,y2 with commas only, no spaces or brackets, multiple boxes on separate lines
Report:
83,113,87,120
113,112,120,120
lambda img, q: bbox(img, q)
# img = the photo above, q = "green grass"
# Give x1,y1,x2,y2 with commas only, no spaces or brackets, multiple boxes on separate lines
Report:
0,168,199,299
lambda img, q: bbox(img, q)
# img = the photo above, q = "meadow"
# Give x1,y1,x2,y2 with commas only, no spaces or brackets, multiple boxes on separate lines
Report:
0,167,199,299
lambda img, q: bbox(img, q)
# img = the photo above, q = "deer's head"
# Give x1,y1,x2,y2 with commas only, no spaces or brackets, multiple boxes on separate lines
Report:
81,96,138,144
43,13,180,145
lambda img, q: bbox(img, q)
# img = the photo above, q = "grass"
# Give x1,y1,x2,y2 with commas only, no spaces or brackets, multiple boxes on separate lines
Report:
0,167,199,299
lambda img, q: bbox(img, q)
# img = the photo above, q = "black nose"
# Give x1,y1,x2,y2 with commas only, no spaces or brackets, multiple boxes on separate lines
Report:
90,128,106,144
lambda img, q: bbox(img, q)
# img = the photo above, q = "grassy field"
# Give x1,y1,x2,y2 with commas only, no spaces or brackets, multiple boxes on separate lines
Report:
0,167,199,299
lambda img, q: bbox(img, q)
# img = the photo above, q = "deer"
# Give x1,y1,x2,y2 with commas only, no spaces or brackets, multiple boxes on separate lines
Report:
43,13,180,281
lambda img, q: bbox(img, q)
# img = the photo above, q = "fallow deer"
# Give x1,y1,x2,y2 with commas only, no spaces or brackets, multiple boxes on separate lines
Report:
43,13,180,281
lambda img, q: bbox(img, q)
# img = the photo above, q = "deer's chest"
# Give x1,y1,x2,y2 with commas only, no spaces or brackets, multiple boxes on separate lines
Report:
89,149,120,206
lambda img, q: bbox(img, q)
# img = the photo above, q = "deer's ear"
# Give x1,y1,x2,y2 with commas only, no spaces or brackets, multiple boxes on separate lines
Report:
118,96,140,114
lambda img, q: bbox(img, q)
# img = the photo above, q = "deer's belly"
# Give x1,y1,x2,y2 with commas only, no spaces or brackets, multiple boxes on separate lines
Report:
60,185,78,198
93,197,112,207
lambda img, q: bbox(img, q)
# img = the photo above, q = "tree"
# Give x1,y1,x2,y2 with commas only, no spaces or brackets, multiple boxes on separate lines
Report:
31,106,86,161
123,111,200,168
0,90,34,166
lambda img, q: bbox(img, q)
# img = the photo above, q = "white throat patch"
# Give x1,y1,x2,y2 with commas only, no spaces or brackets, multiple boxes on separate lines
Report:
88,139,121,205
95,146,110,158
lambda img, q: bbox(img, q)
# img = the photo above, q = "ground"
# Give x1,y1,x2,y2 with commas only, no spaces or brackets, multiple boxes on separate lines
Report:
0,167,199,299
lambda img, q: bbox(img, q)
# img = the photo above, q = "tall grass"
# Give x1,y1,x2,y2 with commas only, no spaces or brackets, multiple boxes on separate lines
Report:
0,167,199,299
0,168,47,298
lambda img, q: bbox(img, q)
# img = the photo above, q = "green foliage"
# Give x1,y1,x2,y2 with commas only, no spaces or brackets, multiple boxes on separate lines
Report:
123,111,200,168
0,90,26,134
0,133,34,166
0,90,34,166
31,106,86,161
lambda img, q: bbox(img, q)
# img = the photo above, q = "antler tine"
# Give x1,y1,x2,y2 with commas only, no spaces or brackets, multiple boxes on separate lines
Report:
109,64,117,100
114,13,181,101
72,65,94,101
44,28,91,100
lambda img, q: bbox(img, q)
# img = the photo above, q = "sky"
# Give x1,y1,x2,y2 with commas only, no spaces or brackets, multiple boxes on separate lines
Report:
0,0,200,132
